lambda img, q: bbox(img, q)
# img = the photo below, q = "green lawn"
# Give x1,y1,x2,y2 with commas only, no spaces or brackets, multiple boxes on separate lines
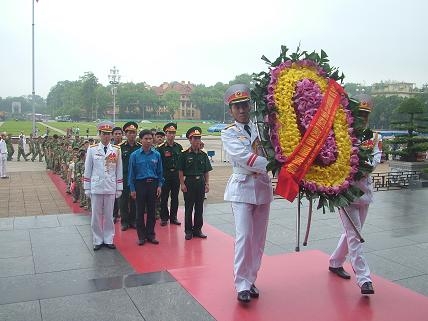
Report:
0,120,223,137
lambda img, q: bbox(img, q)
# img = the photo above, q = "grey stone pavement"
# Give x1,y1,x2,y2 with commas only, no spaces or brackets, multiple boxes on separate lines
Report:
1,158,428,320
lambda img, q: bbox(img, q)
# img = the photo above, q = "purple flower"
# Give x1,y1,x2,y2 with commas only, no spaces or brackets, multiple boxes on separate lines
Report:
350,154,359,165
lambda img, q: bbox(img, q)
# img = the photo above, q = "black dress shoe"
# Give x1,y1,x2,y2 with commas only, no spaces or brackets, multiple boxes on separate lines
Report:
160,221,168,226
185,233,193,240
93,244,102,251
147,238,159,244
105,243,116,249
137,239,146,246
249,284,259,298
121,224,129,231
329,266,351,279
361,282,375,295
170,219,181,225
193,231,207,238
237,290,251,303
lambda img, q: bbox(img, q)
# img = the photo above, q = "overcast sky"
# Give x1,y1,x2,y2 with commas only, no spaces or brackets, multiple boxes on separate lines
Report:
1,0,427,98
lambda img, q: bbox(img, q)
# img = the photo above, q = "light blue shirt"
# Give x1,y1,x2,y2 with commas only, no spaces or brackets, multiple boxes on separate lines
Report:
128,147,164,192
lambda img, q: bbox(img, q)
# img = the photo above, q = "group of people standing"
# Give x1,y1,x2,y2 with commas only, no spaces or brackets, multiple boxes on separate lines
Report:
0,131,46,179
83,120,213,250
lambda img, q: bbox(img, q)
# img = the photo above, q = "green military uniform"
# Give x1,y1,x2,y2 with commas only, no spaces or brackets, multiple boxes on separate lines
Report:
5,135,14,161
119,121,141,230
32,137,42,161
27,136,35,159
17,135,28,161
157,122,183,225
178,127,212,239
74,150,85,203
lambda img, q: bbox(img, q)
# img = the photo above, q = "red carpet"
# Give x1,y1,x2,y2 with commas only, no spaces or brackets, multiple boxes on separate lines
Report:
113,210,428,321
170,250,428,321
48,171,87,214
113,211,234,273
51,177,428,321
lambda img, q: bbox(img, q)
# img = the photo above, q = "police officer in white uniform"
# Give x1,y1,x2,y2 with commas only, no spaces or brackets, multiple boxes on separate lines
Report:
329,94,382,295
84,121,123,251
0,132,8,178
221,84,273,303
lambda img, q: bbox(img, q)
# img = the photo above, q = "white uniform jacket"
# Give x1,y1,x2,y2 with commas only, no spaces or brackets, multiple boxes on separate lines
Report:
221,121,273,205
0,139,7,160
353,133,382,205
83,143,123,194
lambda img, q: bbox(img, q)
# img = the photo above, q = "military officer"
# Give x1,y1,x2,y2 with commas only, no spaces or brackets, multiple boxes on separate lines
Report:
221,84,273,303
84,121,123,251
157,123,183,226
0,132,8,178
5,134,14,161
26,133,36,160
329,94,382,295
111,126,123,223
119,121,141,231
154,131,165,147
17,133,28,161
178,127,212,240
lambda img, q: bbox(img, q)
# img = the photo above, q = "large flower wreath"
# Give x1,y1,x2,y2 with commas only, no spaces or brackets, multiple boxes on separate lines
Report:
252,45,374,211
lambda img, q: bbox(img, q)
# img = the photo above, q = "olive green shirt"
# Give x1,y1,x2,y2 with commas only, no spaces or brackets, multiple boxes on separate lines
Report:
178,148,212,176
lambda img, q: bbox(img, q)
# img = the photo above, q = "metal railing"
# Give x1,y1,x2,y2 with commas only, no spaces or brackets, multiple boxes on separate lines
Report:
372,171,421,191
271,170,422,195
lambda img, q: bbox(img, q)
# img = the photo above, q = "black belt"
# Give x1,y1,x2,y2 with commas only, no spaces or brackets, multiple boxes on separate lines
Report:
138,178,157,183
186,175,202,180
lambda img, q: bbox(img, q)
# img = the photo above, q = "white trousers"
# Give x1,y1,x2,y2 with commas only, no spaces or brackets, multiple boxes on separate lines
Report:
329,204,371,287
0,156,6,177
90,194,115,245
232,202,270,292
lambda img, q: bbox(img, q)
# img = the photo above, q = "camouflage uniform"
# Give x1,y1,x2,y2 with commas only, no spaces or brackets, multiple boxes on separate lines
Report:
5,135,14,161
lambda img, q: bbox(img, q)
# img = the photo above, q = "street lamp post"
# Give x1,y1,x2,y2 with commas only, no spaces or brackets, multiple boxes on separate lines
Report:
108,66,120,124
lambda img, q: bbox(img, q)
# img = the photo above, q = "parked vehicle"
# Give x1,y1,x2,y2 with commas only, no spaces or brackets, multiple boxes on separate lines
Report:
207,123,228,132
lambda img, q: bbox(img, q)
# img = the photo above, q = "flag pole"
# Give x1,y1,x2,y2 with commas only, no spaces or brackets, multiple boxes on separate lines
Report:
31,0,36,135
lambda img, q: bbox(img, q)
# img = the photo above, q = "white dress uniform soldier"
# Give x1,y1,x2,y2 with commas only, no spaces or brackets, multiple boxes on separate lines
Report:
329,94,382,295
221,84,273,303
84,121,123,251
0,132,8,178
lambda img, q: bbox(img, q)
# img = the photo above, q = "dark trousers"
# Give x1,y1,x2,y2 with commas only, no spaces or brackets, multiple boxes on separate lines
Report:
119,187,136,227
135,180,157,241
183,176,205,234
160,176,180,222
113,199,119,219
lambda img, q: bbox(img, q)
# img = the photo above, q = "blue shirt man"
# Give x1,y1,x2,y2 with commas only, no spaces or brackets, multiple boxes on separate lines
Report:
128,129,164,245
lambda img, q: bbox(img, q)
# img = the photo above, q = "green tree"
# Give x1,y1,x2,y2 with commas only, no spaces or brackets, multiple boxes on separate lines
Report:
80,72,99,120
161,90,181,120
370,95,404,129
229,74,253,88
389,97,428,161
191,83,227,121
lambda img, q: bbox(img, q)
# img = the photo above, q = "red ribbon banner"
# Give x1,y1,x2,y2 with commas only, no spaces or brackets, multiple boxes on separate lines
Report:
275,79,345,201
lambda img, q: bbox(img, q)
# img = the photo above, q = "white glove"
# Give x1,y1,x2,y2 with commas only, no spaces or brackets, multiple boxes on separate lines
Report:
84,190,91,198
115,191,122,198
